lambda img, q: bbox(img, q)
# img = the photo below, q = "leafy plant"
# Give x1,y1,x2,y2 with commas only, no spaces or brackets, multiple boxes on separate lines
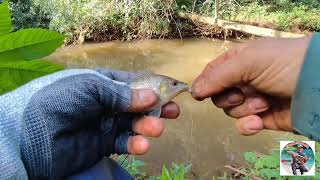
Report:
0,1,64,94
6,0,320,43
0,60,63,93
149,163,192,180
243,152,257,164
242,151,281,179
240,142,320,180
0,1,12,35
116,155,146,177
0,28,64,61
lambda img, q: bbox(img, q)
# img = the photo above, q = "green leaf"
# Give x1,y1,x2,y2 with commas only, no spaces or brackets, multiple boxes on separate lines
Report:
134,160,145,167
0,1,12,36
0,28,65,61
0,60,64,94
260,155,278,168
254,160,264,169
244,152,257,164
258,169,280,179
160,166,171,180
241,177,250,180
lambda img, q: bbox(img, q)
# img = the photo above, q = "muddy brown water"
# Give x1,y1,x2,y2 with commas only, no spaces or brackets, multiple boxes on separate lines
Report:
50,38,301,178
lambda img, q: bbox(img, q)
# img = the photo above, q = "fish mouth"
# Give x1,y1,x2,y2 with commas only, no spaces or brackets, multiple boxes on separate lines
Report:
178,83,190,94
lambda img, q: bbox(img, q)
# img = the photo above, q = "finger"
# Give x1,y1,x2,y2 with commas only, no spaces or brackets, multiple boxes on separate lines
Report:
259,101,293,132
161,101,180,119
127,135,150,155
128,89,158,112
191,45,251,100
212,88,244,108
224,96,269,118
235,115,264,136
91,74,158,113
132,116,164,137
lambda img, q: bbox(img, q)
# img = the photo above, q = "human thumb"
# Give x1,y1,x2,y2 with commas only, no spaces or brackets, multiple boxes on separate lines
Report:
191,46,250,100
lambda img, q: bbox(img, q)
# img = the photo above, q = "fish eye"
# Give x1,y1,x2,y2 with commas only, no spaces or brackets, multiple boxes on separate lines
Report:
172,81,178,86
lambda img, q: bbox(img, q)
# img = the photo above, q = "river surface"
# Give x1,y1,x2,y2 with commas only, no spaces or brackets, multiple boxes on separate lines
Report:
50,38,300,178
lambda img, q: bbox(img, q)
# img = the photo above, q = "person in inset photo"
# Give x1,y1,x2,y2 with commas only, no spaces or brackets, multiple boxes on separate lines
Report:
289,145,309,175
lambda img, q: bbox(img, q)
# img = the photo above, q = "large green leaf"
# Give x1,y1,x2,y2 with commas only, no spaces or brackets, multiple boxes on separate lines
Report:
0,28,65,61
0,60,64,94
0,1,12,36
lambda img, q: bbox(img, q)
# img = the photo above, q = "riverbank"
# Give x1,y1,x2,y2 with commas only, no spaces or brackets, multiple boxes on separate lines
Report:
7,0,318,44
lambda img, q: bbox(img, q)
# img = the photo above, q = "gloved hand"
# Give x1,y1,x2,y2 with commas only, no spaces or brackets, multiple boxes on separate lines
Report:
0,69,180,180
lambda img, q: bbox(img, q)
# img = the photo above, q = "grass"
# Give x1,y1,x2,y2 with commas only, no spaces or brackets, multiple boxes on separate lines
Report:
228,2,320,32
216,142,320,180
115,142,319,179
115,155,192,180
28,0,178,44
6,0,320,44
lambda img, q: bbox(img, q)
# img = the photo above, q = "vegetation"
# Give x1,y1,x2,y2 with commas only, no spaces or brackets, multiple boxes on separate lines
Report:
115,155,146,178
217,142,320,180
0,1,64,94
221,1,320,32
5,0,320,44
115,155,192,180
242,151,282,179
2,0,320,179
149,163,192,180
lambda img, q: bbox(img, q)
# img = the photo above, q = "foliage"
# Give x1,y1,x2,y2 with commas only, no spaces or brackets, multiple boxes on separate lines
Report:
6,0,320,43
238,142,320,179
214,0,320,31
0,1,64,94
0,0,49,30
116,155,192,179
116,155,146,177
0,60,63,93
0,1,12,35
149,163,191,180
182,0,320,32
245,151,280,179
0,29,65,61
29,0,177,44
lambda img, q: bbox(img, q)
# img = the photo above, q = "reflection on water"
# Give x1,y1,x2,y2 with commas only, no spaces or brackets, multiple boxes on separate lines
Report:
50,38,299,178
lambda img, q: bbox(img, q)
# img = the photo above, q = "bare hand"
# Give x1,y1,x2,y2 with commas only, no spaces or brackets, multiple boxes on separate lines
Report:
192,36,311,135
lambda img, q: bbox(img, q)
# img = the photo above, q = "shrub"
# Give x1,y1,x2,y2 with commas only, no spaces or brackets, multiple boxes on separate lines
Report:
5,0,320,43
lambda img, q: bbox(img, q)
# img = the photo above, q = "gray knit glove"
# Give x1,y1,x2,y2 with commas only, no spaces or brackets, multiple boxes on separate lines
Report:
0,69,147,180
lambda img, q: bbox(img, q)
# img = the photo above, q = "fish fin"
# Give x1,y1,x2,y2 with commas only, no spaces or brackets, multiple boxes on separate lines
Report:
148,108,161,117
136,70,155,78
129,70,155,83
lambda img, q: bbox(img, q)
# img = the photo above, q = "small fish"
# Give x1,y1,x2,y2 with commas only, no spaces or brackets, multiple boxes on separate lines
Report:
129,72,189,116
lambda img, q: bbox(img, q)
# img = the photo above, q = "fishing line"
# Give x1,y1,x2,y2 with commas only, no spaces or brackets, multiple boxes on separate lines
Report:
121,154,129,166
121,131,136,166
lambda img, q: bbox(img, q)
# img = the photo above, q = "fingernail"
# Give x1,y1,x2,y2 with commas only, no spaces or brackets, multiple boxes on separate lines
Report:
245,117,263,130
139,89,148,101
227,93,243,104
165,103,175,112
249,98,268,111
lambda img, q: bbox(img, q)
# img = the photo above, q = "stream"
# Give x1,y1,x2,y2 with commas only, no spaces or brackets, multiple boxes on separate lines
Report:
50,38,299,178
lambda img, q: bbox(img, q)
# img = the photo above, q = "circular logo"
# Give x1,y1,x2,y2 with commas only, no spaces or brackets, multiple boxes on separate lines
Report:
280,141,315,176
